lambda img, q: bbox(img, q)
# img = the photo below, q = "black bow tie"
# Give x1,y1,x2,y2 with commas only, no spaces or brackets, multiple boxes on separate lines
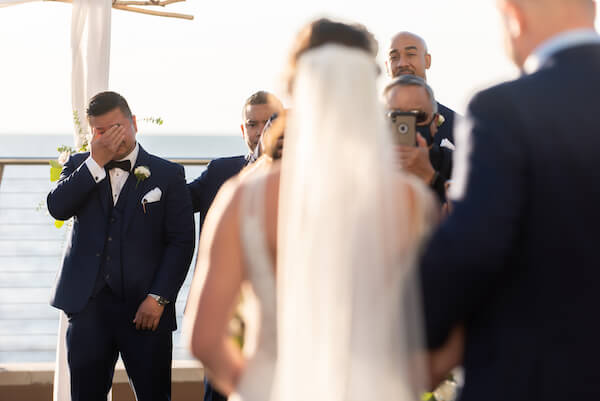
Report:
105,160,131,172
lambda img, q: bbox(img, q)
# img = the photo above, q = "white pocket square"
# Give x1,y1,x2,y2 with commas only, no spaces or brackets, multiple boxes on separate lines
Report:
142,187,162,204
441,138,456,151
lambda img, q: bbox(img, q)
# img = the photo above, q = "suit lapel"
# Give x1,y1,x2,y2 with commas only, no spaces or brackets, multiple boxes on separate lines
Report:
122,145,152,233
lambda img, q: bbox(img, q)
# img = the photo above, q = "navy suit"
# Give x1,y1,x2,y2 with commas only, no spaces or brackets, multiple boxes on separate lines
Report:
47,146,195,401
426,102,455,202
420,43,600,401
187,155,247,401
436,102,455,145
188,155,247,233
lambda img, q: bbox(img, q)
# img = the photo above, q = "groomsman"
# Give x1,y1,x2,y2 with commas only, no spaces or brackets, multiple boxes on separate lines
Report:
187,90,282,401
420,1,600,400
188,91,283,232
385,31,456,145
47,91,195,401
384,75,453,202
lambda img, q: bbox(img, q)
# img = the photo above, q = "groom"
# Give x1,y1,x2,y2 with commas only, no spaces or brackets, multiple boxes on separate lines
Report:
47,91,195,401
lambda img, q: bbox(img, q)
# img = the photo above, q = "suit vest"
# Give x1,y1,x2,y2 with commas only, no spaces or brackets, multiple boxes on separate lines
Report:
92,173,134,298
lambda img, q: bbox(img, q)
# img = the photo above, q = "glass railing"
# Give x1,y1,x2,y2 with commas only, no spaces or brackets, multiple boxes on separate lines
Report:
0,156,209,363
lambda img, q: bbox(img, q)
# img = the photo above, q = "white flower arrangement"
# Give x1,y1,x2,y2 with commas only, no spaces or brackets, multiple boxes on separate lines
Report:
57,150,72,166
134,166,151,188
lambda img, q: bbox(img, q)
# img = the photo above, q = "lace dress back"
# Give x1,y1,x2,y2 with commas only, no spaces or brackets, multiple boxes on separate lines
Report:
229,174,277,401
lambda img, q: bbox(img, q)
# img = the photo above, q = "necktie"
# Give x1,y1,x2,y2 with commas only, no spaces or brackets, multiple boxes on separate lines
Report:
105,160,131,172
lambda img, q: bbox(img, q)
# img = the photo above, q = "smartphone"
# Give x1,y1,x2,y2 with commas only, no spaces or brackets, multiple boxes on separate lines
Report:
388,111,416,146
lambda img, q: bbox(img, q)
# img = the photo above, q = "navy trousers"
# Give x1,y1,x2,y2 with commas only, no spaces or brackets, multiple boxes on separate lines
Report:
203,378,227,401
66,287,173,401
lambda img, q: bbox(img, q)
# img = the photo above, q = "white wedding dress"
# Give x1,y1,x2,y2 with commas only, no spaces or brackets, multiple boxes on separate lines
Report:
229,44,432,401
229,173,278,401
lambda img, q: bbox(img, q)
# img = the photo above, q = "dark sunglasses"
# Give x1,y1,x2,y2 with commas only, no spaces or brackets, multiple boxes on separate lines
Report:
389,109,431,124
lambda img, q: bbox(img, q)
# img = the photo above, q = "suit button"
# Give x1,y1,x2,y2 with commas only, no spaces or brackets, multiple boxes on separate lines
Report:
106,256,111,261
105,274,110,280
96,253,100,257
108,237,112,242
110,218,116,223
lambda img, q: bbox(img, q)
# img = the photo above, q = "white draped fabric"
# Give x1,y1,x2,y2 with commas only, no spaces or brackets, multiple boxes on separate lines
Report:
54,1,112,401
70,0,112,147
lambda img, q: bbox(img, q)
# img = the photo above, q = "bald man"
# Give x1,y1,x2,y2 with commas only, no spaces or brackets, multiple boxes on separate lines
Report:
420,1,600,400
385,31,456,145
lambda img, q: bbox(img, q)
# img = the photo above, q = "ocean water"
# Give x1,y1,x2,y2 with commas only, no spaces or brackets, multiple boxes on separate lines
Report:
0,134,248,159
0,134,247,363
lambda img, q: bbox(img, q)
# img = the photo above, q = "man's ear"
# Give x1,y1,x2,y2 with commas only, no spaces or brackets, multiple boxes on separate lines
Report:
132,115,138,134
240,123,245,139
425,53,432,70
502,0,525,38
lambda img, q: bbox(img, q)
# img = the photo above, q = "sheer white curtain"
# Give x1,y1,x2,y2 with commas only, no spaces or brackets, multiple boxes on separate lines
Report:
54,1,112,401
70,0,112,146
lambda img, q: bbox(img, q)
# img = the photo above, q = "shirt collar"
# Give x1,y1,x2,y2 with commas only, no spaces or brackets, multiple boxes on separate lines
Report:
116,142,139,170
523,29,600,74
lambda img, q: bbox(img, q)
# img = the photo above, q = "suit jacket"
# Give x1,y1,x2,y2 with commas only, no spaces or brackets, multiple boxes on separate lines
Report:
420,43,600,401
436,102,455,145
47,146,195,329
187,155,247,233
427,102,455,202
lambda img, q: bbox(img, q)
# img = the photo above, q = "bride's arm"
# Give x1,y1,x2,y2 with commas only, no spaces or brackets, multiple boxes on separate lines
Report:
183,180,246,396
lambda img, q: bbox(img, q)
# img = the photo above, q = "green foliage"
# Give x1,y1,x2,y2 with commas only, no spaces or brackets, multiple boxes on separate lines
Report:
54,220,65,229
142,116,164,126
49,160,63,182
422,392,436,401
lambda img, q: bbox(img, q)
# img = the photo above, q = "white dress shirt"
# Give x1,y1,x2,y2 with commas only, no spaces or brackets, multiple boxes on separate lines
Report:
85,143,139,205
523,29,600,74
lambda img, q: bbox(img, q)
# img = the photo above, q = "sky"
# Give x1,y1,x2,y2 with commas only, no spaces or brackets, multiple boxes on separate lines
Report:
0,1,598,136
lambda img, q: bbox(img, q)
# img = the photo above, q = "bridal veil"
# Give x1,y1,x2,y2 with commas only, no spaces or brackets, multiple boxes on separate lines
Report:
274,44,428,401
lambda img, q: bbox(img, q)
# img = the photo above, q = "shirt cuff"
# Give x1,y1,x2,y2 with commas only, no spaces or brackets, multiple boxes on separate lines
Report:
85,156,106,183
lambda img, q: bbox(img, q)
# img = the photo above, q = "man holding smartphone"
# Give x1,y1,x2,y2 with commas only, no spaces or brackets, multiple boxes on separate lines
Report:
384,75,452,203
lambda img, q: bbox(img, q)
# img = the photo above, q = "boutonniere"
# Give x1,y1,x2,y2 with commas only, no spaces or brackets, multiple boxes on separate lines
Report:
134,166,151,188
436,114,446,128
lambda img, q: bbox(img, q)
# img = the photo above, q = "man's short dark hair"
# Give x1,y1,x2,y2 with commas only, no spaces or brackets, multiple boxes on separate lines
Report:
87,91,133,119
242,91,282,118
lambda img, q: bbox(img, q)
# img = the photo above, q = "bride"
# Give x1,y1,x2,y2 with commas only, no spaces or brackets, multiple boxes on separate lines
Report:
185,19,437,401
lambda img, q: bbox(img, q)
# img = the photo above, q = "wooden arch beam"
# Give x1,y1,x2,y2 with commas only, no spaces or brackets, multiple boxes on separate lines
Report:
45,0,194,20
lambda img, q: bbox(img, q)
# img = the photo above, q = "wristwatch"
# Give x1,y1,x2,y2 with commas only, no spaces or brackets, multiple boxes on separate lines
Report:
149,294,170,306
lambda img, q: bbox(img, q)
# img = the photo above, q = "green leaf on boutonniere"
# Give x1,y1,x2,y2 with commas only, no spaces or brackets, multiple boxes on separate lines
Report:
54,220,64,229
422,392,436,401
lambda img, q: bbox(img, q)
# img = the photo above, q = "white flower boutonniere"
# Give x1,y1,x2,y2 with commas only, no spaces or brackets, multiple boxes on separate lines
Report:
134,166,151,188
437,114,446,128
